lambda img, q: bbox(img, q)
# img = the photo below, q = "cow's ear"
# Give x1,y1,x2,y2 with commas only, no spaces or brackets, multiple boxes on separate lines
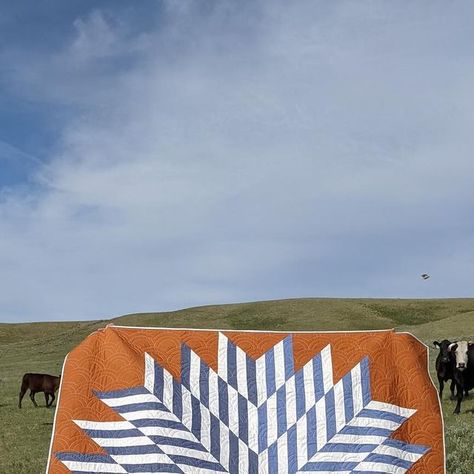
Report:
433,341,440,348
448,343,458,352
468,341,474,349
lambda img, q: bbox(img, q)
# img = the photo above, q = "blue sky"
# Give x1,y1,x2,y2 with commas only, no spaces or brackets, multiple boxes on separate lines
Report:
1,1,473,322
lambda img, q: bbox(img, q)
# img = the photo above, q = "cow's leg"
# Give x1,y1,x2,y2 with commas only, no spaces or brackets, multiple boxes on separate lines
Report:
45,392,50,407
449,380,456,400
18,388,26,409
48,393,55,407
30,391,38,407
437,376,444,399
453,383,463,414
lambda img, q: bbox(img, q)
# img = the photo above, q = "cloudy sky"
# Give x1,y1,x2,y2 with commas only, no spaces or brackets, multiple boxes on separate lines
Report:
0,1,473,322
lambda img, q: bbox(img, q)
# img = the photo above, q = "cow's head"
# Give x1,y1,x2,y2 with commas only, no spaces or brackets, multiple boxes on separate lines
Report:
433,339,453,364
448,341,473,371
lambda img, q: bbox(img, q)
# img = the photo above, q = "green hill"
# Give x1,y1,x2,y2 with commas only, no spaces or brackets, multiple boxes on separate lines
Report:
1,298,473,473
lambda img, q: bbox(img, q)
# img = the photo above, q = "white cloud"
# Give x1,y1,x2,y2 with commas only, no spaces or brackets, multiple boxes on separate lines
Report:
1,1,474,321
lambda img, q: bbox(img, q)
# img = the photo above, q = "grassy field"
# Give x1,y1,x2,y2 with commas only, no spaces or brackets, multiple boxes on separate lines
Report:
0,298,473,473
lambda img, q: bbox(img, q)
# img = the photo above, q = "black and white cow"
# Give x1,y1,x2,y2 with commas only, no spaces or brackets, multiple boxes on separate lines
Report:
449,341,474,414
433,340,456,400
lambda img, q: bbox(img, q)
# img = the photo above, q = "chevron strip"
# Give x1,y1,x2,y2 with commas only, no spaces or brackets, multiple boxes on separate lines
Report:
55,453,127,473
149,349,259,473
255,335,294,405
94,373,226,473
291,357,381,472
351,438,429,474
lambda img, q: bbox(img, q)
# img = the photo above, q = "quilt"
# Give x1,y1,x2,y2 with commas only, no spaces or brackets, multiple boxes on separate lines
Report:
47,326,444,473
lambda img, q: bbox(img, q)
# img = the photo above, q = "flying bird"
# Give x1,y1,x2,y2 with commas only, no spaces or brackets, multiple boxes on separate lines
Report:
421,273,430,280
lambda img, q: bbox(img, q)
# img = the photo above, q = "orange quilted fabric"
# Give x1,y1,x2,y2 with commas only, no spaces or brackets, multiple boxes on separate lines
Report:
47,326,444,473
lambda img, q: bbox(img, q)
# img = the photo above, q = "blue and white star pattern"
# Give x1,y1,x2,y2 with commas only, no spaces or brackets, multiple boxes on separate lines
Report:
56,333,429,473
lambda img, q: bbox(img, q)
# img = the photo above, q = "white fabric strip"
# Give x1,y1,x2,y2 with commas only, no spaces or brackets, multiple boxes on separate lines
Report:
120,409,176,421
144,353,155,393
296,412,308,469
329,433,387,445
228,384,240,435
218,333,228,383
60,461,126,473
285,375,297,429
266,391,278,446
321,345,333,394
152,445,221,463
238,437,249,472
174,464,225,474
274,340,286,391
162,369,174,410
277,431,288,473
366,400,416,418
140,426,202,441
247,403,259,452
111,453,176,465
208,369,219,416
373,444,424,463
74,420,135,431
303,360,315,411
315,396,327,450
256,355,267,407
259,449,269,474
181,388,192,431
353,461,408,474
236,346,248,399
128,471,179,474
309,450,370,463
102,393,159,407
350,417,401,431
297,471,351,474
219,423,229,470
91,436,154,447
333,379,346,432
350,363,364,416
199,403,211,453
189,350,201,399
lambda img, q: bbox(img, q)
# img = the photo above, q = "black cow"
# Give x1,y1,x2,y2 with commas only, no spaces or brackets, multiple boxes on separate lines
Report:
433,340,456,400
18,373,61,409
449,341,474,414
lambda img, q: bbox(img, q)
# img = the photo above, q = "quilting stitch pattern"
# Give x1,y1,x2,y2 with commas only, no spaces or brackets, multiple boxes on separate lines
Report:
56,333,429,473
